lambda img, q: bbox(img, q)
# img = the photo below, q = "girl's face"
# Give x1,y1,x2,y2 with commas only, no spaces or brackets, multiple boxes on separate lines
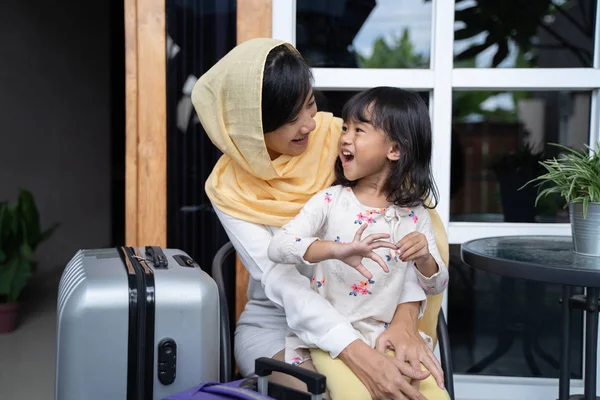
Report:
264,92,317,160
339,110,400,182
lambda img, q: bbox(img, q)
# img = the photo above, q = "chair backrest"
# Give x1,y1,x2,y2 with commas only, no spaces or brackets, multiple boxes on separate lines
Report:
417,208,449,347
212,241,237,383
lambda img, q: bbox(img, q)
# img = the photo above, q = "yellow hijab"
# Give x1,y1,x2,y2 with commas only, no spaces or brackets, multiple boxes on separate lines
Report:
191,38,342,227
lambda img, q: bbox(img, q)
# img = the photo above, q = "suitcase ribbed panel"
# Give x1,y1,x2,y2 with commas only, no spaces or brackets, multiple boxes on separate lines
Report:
58,250,86,317
55,247,220,400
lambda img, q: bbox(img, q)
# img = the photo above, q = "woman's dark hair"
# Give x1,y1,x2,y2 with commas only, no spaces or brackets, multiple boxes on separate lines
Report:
334,87,439,209
261,44,313,133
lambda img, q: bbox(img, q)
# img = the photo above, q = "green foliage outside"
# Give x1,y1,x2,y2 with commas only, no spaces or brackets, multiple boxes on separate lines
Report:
355,30,531,121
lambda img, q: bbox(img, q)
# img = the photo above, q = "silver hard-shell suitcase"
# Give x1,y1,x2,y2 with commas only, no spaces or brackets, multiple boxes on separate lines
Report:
55,246,219,400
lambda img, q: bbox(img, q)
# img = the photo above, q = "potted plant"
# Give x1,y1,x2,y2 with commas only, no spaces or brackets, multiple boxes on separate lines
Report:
524,142,600,256
0,189,57,333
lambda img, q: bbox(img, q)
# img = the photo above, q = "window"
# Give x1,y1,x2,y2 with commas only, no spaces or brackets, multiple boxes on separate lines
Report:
274,0,600,398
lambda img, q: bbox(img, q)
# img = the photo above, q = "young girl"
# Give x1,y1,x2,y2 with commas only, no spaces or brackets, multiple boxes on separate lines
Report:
267,87,449,400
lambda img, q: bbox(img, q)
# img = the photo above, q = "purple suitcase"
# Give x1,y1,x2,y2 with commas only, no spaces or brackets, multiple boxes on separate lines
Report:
162,358,326,400
161,379,273,400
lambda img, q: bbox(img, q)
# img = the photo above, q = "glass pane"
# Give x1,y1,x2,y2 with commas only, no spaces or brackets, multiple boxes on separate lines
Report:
450,90,591,223
453,0,596,68
296,0,432,68
315,89,430,117
165,0,236,273
447,244,584,378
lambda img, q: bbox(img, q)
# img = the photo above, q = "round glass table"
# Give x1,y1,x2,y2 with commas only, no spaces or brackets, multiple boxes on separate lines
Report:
461,236,600,400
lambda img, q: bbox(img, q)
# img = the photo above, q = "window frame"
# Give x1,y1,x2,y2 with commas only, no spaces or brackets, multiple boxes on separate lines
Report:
272,0,600,398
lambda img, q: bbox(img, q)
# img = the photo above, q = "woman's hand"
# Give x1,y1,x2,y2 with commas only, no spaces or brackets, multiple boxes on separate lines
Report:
375,303,445,390
339,340,429,400
332,223,397,280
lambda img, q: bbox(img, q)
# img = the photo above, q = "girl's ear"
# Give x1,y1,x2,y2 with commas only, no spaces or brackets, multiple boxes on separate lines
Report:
387,143,401,161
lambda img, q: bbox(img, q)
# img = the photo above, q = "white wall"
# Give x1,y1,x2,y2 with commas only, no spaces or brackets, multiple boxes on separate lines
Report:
0,0,113,275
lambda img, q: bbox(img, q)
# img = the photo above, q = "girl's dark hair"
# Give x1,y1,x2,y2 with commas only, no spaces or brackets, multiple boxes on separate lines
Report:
261,44,313,133
334,87,439,209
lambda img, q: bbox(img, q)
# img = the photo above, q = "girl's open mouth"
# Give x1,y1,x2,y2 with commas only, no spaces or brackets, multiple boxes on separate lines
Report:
341,150,354,167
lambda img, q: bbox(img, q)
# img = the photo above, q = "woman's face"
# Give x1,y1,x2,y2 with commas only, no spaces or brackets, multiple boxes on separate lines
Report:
264,92,317,159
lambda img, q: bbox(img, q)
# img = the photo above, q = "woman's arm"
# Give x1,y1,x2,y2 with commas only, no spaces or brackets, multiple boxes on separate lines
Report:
214,204,361,358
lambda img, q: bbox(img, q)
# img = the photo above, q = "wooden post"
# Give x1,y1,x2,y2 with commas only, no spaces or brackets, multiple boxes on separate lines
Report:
124,0,167,247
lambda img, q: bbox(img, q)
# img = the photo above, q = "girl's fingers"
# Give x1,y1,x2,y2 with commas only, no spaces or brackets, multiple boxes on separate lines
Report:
370,252,390,273
396,232,419,247
355,263,373,280
353,223,368,241
369,241,398,251
400,242,427,261
363,233,391,244
397,237,419,255
399,245,419,261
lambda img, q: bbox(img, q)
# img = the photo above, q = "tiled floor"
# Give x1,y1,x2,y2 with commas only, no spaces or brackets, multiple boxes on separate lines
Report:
0,273,60,399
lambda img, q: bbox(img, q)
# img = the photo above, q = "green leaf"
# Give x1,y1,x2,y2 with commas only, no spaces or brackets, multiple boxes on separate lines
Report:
0,258,19,299
20,242,34,259
9,258,32,302
17,189,42,250
523,141,600,207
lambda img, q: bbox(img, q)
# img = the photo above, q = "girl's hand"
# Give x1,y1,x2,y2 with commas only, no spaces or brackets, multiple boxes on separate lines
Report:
396,232,432,266
332,223,397,280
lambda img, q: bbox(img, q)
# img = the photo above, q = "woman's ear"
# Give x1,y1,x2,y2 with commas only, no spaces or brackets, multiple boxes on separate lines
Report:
387,143,401,161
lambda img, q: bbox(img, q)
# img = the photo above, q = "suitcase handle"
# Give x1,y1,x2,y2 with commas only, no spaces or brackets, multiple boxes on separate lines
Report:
254,357,326,397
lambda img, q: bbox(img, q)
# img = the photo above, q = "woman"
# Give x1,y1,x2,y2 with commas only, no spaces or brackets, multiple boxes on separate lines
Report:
192,38,449,400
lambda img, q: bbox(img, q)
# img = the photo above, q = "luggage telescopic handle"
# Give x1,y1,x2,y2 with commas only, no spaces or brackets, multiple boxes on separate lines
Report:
255,357,326,397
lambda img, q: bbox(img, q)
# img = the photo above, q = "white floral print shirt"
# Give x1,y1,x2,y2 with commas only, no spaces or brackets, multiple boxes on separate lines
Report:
268,185,449,363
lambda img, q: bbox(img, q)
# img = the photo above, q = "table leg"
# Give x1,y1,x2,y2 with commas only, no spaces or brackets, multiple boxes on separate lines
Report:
560,285,572,400
584,288,599,400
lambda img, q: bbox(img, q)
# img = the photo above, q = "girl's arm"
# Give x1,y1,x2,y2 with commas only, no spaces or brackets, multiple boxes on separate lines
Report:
397,265,428,317
414,208,448,295
267,190,331,266
396,208,449,296
268,190,396,279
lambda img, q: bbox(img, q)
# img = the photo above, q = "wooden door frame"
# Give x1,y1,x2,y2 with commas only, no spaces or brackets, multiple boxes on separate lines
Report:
124,0,271,321
125,0,167,247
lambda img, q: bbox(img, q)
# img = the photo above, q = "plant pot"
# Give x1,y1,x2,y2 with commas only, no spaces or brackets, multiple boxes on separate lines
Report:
569,201,600,257
0,302,19,333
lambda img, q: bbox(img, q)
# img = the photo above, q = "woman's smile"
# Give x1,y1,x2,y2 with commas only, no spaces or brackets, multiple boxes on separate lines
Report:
291,135,309,147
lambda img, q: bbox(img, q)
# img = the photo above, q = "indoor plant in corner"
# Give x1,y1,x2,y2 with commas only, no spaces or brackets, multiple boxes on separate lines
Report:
525,142,600,256
0,189,57,333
